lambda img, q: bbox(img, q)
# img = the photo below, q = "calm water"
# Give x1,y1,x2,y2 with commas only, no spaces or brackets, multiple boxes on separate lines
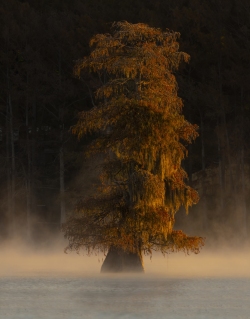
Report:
0,275,249,319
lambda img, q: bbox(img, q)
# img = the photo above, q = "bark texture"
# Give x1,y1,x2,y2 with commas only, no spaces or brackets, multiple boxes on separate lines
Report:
101,246,144,273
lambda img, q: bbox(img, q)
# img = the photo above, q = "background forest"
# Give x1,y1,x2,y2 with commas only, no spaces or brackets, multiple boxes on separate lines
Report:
0,0,250,244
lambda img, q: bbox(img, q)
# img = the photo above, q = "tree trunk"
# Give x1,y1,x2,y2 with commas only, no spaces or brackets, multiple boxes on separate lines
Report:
58,49,66,224
6,64,16,235
217,125,225,210
101,246,144,273
240,88,247,238
5,97,12,235
26,91,31,240
31,98,37,227
218,56,234,191
60,125,66,224
9,93,15,231
200,113,205,171
187,142,193,185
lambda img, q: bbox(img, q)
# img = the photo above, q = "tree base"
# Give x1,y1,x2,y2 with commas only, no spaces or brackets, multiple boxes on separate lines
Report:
101,246,144,273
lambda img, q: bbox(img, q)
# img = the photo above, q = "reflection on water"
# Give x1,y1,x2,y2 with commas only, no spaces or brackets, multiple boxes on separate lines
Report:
0,275,249,319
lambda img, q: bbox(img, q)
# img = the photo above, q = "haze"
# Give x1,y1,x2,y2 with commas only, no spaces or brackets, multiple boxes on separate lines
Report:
1,237,249,278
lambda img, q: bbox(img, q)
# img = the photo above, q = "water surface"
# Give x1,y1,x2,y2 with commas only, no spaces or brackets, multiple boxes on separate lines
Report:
0,274,249,319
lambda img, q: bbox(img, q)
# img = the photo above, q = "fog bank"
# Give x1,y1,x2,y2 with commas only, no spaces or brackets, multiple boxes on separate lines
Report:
0,237,249,278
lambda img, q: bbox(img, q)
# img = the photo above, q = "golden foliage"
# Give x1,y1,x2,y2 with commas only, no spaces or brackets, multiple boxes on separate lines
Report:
64,21,204,257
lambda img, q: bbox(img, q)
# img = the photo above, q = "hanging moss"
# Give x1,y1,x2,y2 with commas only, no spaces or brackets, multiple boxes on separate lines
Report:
63,22,204,268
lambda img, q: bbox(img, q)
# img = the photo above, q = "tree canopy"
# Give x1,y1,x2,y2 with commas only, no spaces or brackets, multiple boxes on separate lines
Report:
1,0,249,245
63,22,204,258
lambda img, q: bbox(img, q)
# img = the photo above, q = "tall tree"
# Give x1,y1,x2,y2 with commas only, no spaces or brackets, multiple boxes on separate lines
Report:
63,22,204,272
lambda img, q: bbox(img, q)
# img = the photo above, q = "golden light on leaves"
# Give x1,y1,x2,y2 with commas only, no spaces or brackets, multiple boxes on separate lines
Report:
63,21,204,258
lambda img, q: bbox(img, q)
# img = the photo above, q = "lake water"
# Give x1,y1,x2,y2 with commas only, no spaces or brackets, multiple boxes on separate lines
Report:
0,243,249,319
0,275,249,319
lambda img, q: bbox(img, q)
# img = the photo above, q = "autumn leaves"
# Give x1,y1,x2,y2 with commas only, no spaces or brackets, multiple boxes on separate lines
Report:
63,22,204,263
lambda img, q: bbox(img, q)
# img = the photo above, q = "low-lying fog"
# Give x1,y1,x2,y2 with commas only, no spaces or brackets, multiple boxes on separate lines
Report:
1,237,249,319
0,236,249,277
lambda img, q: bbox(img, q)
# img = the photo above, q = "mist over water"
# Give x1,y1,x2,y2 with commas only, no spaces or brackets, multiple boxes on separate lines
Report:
0,237,249,319
0,236,249,277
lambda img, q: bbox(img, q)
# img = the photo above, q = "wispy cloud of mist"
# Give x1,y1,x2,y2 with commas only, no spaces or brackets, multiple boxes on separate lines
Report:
0,235,249,278
0,236,101,277
146,249,250,278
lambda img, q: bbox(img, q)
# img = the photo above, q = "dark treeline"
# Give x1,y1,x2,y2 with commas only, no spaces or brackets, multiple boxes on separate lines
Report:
0,0,250,242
